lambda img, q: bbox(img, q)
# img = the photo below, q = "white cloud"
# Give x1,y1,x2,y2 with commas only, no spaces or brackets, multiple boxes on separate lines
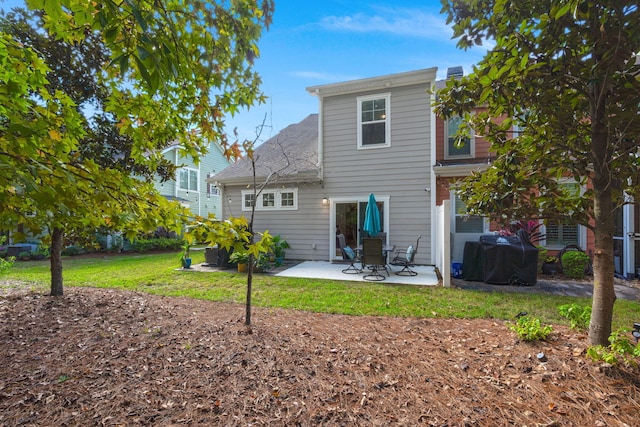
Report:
317,7,453,40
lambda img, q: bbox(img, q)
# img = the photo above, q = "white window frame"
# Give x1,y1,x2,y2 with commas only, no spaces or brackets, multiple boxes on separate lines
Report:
241,188,298,211
178,167,199,192
540,180,586,250
451,191,488,233
357,93,391,149
445,115,474,159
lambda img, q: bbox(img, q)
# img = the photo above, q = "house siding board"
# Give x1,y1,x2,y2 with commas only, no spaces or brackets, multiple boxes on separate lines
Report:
224,183,329,261
321,82,433,264
155,145,230,219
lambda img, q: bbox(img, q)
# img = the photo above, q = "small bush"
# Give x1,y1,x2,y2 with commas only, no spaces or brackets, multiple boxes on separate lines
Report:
130,238,184,253
558,303,591,330
509,316,553,341
587,329,640,368
561,251,590,279
62,246,84,256
0,255,15,274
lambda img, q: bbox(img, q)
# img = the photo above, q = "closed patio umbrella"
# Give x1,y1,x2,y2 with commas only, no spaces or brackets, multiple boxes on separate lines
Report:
363,193,381,237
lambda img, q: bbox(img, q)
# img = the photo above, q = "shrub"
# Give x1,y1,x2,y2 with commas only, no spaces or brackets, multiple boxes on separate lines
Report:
509,316,553,341
0,255,15,274
130,237,184,253
229,250,249,265
31,244,50,260
62,246,84,256
558,303,591,330
561,251,590,279
587,329,640,368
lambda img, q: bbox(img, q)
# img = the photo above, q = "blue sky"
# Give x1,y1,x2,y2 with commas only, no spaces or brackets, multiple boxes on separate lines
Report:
1,0,489,144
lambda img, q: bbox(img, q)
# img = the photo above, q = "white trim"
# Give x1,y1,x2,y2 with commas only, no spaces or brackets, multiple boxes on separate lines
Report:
430,86,437,265
307,67,437,97
357,93,391,149
433,163,490,178
450,191,489,234
540,180,586,250
178,167,199,192
328,195,391,260
444,116,475,159
241,188,298,211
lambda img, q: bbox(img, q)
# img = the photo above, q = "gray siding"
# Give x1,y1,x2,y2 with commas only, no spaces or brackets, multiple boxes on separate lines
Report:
321,84,432,264
222,183,329,261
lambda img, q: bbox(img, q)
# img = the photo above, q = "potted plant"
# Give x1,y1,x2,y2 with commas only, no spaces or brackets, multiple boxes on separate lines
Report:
536,246,547,274
270,235,290,267
254,253,271,273
541,255,560,275
181,243,192,269
229,250,249,272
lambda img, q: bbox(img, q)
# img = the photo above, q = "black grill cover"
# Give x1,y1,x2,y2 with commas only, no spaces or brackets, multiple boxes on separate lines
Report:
462,241,484,281
479,231,539,285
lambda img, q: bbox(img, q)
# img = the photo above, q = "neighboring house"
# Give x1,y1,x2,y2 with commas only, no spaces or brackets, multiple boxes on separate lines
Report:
157,142,231,219
433,67,593,265
433,67,640,280
211,68,438,264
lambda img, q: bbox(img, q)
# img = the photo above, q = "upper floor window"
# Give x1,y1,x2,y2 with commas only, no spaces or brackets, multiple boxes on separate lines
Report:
445,116,474,158
357,93,390,149
178,168,198,191
242,188,298,211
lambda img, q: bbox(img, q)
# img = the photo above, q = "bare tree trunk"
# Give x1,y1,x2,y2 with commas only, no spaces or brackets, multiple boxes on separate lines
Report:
50,227,64,296
245,253,253,326
589,187,616,346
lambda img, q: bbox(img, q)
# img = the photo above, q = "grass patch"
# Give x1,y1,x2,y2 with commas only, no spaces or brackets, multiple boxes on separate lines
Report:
4,251,639,330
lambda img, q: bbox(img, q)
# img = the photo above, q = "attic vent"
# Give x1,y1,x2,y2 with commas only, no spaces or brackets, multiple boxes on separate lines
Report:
446,66,464,79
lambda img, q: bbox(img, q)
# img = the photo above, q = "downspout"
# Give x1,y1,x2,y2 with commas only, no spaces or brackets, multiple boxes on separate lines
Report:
315,89,324,183
314,89,330,260
429,81,437,265
174,148,179,199
198,164,202,216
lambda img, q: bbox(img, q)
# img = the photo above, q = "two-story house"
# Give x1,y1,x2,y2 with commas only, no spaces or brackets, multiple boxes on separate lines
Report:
433,67,640,280
211,68,438,264
156,142,231,219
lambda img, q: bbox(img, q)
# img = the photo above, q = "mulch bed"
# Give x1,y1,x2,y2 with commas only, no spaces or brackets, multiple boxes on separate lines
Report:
0,285,638,426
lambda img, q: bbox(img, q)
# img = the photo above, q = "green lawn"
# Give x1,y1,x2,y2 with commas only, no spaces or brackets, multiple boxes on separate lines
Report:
3,251,639,330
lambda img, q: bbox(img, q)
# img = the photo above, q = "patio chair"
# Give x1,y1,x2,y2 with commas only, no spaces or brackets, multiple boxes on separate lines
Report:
362,238,388,281
391,235,422,276
338,233,361,274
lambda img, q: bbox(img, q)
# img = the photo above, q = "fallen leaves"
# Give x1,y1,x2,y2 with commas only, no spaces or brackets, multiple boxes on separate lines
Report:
0,286,639,426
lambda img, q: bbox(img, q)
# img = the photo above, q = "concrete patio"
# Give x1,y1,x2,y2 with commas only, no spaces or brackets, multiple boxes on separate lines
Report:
274,261,440,286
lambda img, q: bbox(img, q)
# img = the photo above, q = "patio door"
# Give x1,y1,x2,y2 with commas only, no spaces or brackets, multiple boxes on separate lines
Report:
330,196,389,261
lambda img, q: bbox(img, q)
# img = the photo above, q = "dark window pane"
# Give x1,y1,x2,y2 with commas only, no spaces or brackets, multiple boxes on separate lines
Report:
448,137,471,156
362,122,386,145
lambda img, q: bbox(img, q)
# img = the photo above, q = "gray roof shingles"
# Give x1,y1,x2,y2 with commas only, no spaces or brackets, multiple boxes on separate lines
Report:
211,114,319,184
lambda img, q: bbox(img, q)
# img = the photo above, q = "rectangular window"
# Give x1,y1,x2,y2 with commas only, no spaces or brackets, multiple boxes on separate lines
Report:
244,193,255,209
545,182,581,247
445,116,473,158
281,191,294,207
262,193,275,207
242,188,298,211
545,222,579,247
357,94,390,149
454,194,484,233
178,168,199,191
